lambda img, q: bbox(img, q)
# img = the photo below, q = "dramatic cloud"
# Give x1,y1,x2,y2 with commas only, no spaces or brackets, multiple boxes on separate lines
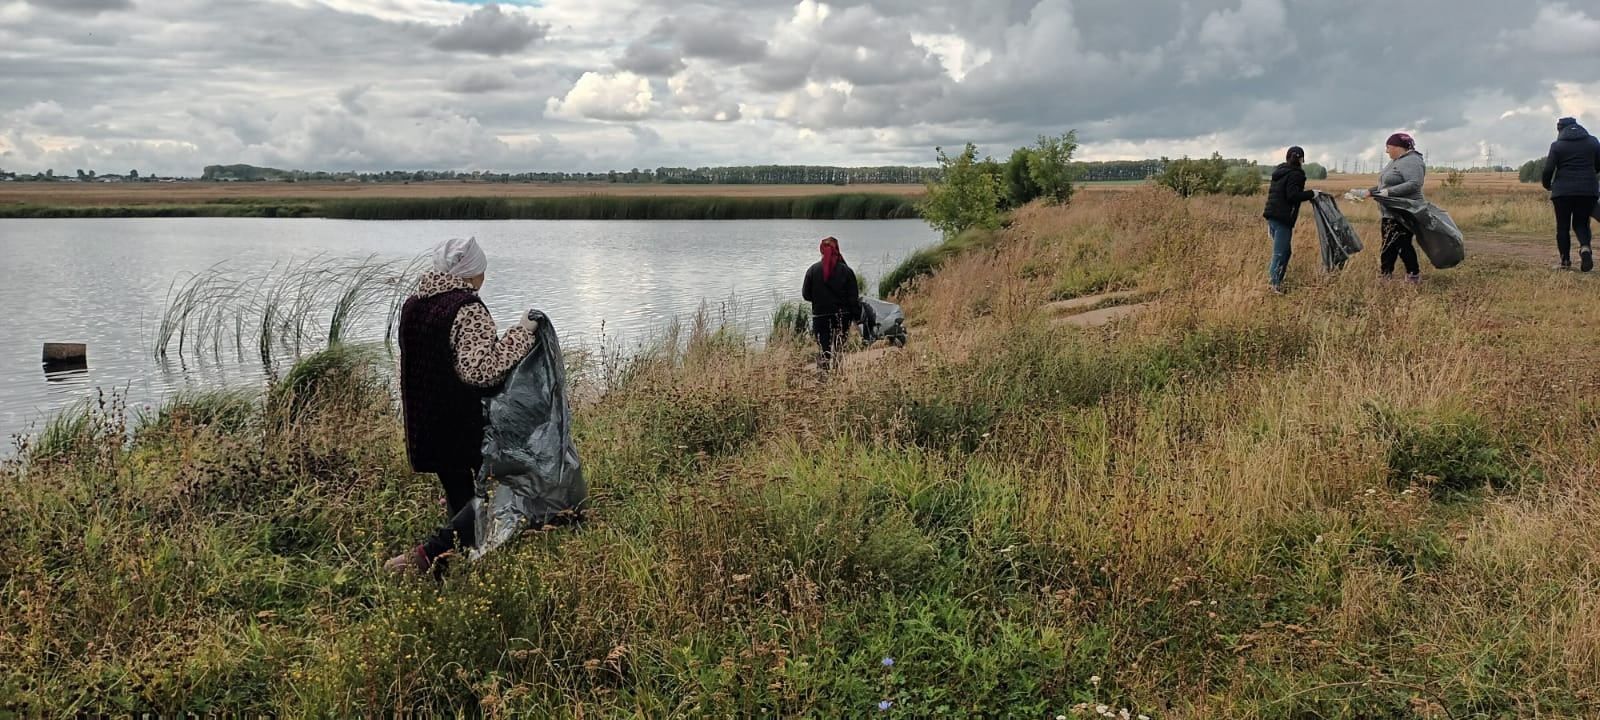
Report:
430,3,549,56
0,0,1595,175
22,0,130,15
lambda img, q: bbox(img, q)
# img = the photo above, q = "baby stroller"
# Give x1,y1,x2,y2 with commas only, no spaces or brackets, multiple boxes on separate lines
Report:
859,297,909,348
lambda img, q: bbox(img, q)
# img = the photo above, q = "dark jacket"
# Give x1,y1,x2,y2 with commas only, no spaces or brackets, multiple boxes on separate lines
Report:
803,260,861,319
1263,163,1315,226
1541,123,1600,199
399,289,492,473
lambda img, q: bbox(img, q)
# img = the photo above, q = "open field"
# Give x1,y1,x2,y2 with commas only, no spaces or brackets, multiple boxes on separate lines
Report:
5,181,1597,716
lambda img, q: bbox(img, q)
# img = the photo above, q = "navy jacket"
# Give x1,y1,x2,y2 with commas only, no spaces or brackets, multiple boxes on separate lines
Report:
1542,123,1600,199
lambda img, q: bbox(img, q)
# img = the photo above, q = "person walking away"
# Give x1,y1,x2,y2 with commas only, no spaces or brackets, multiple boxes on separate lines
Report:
802,236,861,372
1262,146,1319,294
387,237,539,575
1540,117,1600,272
1369,133,1426,284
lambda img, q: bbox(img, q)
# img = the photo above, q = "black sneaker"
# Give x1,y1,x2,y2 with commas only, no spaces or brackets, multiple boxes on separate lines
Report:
1582,247,1593,273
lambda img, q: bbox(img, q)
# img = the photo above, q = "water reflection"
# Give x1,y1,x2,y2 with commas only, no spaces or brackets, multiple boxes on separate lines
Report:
0,217,938,438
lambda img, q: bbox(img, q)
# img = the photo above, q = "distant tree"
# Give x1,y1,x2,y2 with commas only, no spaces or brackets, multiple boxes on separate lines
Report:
1156,153,1228,198
1303,162,1328,180
1001,147,1039,208
75,169,86,180
1221,163,1264,196
1028,130,1080,205
919,143,1003,239
129,169,139,180
1518,157,1545,184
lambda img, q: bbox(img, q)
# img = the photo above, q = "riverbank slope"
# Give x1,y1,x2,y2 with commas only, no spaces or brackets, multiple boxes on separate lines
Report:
5,183,1597,717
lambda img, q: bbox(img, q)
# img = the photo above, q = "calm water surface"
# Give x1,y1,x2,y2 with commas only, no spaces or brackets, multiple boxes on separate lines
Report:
0,218,937,439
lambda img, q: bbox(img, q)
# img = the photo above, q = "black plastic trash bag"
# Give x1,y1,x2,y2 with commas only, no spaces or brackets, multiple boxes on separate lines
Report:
1311,194,1363,271
1375,195,1466,269
859,297,908,347
470,310,585,559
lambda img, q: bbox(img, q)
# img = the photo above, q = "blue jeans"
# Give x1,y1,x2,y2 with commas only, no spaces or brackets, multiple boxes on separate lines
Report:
1267,219,1293,286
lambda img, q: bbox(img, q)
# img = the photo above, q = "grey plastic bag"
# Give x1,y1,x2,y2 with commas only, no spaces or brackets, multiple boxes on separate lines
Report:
470,310,585,559
1375,195,1466,269
858,296,908,347
1311,194,1363,271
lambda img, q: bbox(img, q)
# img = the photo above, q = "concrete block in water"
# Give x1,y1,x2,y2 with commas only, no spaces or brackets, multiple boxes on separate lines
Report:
43,342,88,363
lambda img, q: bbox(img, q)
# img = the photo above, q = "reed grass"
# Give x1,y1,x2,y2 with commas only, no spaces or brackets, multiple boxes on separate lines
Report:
155,255,425,365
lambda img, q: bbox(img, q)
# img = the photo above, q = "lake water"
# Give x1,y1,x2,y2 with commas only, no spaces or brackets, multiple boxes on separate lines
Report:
0,218,937,440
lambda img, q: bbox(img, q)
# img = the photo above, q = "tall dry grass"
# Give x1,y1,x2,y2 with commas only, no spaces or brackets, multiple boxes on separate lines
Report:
5,182,1600,717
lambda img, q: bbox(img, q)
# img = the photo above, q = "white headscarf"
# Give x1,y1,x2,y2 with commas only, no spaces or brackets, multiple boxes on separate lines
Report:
431,237,488,278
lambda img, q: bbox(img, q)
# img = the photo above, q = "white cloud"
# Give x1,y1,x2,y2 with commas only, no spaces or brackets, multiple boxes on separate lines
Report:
1507,4,1600,56
546,71,655,122
668,72,740,122
0,0,1595,176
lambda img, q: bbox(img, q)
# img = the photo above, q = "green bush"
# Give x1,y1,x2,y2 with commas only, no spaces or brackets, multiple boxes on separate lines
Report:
918,144,1004,239
1028,131,1080,205
1303,162,1329,180
1221,165,1264,196
1518,157,1545,184
1156,153,1227,197
1001,147,1040,208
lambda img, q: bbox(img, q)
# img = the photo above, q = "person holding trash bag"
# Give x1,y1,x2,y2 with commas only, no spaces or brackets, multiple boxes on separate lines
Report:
1540,117,1600,272
1363,133,1427,284
1262,146,1319,294
386,237,539,575
802,236,861,372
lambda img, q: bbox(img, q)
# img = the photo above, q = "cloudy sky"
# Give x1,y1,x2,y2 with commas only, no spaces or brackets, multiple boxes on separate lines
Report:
1,0,1597,176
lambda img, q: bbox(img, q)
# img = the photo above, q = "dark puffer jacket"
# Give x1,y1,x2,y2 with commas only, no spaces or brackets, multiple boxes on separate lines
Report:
1542,123,1600,199
802,260,861,320
1262,162,1315,227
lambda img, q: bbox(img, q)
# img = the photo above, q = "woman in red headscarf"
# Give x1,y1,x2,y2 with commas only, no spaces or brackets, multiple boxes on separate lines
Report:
801,236,861,370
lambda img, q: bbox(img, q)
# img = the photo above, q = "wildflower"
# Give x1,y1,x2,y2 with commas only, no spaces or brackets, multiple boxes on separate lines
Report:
1057,716,1068,720
1139,716,1151,720
1089,675,1101,686
882,657,895,667
1097,705,1110,715
879,700,893,711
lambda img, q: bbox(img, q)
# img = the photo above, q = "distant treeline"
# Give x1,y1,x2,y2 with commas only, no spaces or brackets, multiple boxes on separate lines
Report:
193,160,1233,186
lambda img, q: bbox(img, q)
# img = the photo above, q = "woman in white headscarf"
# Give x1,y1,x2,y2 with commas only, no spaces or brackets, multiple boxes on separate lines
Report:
386,237,538,574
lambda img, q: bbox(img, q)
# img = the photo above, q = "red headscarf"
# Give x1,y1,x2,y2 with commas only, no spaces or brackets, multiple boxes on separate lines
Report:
820,236,842,282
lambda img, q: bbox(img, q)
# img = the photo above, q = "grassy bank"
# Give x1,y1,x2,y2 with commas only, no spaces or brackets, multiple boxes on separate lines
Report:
0,193,920,221
6,185,1600,716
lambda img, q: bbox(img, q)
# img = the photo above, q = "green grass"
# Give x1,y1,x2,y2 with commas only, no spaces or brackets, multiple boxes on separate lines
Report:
878,226,998,298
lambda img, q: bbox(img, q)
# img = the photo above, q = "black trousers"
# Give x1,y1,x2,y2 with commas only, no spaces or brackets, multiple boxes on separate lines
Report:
1379,217,1421,276
813,313,850,369
1554,195,1598,263
422,468,477,561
